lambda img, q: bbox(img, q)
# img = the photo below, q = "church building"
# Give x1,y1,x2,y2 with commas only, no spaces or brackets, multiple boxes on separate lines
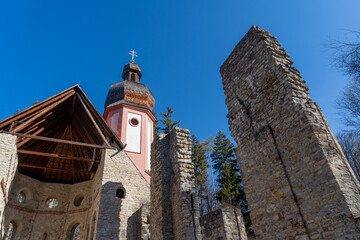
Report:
0,59,154,239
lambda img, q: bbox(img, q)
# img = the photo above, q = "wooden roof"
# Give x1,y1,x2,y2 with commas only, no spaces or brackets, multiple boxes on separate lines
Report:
0,85,124,184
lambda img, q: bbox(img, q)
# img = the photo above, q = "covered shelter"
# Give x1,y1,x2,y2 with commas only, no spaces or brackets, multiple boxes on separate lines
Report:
0,85,124,184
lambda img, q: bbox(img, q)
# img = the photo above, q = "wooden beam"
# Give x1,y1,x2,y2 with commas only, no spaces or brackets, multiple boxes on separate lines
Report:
77,94,111,147
19,163,94,174
12,92,75,133
17,127,45,148
0,90,74,129
70,94,77,120
5,132,113,149
17,149,95,162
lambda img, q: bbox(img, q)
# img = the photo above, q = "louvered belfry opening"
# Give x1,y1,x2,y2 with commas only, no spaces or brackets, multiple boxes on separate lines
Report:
0,85,123,184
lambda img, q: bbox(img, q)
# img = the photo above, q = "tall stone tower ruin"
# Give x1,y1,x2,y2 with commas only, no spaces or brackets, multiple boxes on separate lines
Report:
150,127,202,240
221,26,360,239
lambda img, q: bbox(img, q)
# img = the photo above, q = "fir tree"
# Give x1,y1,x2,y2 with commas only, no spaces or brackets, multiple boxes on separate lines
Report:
191,134,209,215
152,110,161,139
160,106,180,134
211,131,253,236
211,131,246,209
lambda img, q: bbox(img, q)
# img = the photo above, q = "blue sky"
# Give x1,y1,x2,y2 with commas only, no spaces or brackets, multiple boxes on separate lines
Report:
1,0,360,142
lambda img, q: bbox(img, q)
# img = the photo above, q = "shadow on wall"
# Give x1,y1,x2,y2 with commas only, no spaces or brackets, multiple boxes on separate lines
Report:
127,209,139,239
97,181,123,239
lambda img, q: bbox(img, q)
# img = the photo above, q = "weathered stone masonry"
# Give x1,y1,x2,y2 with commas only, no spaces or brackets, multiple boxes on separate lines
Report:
200,203,248,240
97,149,150,240
221,26,360,239
150,127,201,240
0,134,18,238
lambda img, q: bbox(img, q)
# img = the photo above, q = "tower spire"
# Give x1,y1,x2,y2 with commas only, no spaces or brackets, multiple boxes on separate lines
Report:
128,50,138,63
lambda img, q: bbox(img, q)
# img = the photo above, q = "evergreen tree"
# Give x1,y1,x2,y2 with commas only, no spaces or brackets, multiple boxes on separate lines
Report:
152,110,161,139
211,131,246,209
160,106,180,134
211,131,253,236
191,134,209,215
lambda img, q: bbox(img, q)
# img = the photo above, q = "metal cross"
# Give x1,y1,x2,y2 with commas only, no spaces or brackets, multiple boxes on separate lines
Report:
128,50,138,63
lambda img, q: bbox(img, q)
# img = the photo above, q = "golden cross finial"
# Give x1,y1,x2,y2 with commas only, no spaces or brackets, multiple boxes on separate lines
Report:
128,50,138,63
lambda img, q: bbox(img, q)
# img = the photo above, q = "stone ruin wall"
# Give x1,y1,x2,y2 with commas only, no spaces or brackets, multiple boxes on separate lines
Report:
138,203,150,240
96,148,150,239
150,127,202,240
200,204,248,240
0,133,18,238
0,133,103,240
221,26,360,239
0,132,151,240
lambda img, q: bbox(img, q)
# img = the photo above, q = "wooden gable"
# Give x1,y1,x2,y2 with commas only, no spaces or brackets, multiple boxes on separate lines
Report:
0,85,124,184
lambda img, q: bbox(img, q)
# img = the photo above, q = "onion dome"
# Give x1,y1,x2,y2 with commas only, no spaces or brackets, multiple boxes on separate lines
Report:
105,62,155,110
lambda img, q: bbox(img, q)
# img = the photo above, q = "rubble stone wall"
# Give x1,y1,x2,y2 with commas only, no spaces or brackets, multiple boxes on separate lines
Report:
138,203,150,240
221,26,360,239
150,127,201,240
200,208,226,239
0,133,103,240
200,204,248,240
96,148,150,239
0,133,18,237
3,173,99,240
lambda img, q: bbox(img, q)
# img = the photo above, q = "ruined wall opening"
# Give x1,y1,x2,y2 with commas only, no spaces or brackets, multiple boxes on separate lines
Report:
116,187,125,199
45,197,58,208
4,220,18,240
68,223,81,240
73,195,84,207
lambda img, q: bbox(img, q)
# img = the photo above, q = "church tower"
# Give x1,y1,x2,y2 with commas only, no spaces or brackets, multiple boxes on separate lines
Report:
103,59,155,183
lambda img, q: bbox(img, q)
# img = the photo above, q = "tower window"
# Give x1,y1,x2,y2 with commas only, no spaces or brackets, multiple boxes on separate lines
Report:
129,118,139,127
116,187,125,199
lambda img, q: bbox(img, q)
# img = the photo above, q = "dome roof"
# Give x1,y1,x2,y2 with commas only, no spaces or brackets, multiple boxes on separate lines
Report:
105,80,155,110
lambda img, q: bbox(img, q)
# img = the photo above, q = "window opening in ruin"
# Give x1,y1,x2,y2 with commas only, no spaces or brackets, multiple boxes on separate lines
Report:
17,191,26,204
70,223,81,240
116,187,125,199
129,118,139,127
73,195,84,207
4,221,17,240
42,233,47,240
46,197,58,208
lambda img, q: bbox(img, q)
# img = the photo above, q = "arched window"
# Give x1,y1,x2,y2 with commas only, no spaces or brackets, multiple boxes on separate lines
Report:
73,195,84,207
69,223,81,240
116,187,125,199
4,221,17,240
